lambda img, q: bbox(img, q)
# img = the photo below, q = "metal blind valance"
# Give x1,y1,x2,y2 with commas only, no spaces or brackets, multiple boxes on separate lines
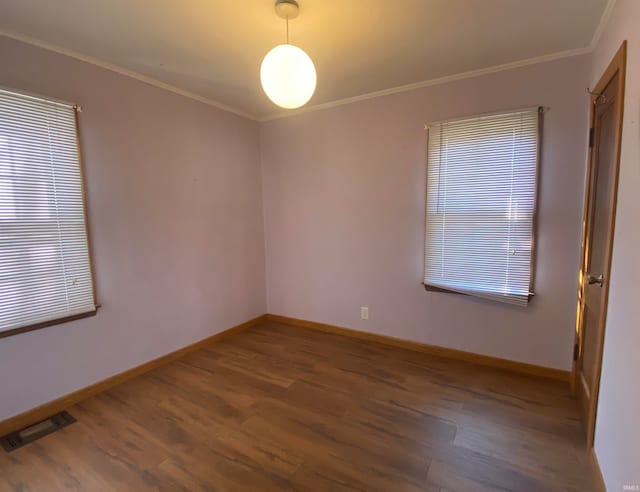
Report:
424,108,541,306
0,88,95,333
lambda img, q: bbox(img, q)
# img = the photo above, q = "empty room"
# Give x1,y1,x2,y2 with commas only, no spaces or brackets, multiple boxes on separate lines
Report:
0,0,638,490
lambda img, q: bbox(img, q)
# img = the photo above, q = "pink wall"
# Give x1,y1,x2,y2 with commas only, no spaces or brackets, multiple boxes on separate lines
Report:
590,0,640,487
260,55,589,371
0,36,266,421
0,33,596,423
3,11,635,483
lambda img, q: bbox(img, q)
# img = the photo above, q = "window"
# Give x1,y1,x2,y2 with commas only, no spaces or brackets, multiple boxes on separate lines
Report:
423,108,541,306
0,88,96,336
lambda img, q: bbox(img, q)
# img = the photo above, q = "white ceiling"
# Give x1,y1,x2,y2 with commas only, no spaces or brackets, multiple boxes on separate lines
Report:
0,0,610,119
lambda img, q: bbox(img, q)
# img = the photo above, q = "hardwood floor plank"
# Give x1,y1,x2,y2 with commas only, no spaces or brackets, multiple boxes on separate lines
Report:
453,422,591,490
0,321,597,491
340,397,458,447
245,399,430,485
289,453,433,492
426,449,551,492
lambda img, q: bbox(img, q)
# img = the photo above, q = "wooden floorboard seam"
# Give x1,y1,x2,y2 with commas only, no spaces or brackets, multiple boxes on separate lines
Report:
0,320,596,491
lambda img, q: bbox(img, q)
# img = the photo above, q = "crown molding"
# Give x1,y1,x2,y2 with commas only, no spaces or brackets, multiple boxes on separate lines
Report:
260,46,590,121
260,0,615,121
0,30,259,121
589,0,617,51
4,0,615,125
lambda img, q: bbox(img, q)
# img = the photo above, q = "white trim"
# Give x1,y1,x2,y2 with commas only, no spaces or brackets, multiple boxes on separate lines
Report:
260,0,615,121
4,0,615,124
0,30,258,121
260,47,589,121
589,0,617,51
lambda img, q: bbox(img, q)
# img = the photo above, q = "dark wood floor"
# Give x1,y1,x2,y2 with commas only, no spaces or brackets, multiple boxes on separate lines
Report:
0,321,596,491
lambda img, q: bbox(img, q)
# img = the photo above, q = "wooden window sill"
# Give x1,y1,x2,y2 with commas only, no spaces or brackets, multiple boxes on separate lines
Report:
0,306,101,339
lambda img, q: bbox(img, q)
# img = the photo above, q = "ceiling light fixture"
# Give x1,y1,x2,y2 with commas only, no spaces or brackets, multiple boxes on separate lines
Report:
260,0,317,109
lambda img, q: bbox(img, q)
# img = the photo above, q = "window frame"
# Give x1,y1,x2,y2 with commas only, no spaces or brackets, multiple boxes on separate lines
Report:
422,107,543,305
0,87,99,339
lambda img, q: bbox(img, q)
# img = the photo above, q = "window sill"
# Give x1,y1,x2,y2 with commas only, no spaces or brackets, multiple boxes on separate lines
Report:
0,306,100,339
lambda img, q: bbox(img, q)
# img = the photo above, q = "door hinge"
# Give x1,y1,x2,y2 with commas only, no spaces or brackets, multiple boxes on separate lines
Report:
589,127,595,148
573,343,579,361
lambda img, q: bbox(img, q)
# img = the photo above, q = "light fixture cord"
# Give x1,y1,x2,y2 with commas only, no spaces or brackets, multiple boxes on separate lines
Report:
286,15,289,44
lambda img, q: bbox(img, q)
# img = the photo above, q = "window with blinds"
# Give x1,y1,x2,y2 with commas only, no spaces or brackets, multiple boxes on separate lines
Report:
424,108,541,306
0,88,96,335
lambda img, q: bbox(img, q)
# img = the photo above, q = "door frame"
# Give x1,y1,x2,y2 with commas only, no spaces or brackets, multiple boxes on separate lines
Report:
572,41,627,447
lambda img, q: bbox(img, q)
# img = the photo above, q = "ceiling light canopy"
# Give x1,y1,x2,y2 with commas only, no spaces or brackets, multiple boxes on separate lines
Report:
260,0,316,109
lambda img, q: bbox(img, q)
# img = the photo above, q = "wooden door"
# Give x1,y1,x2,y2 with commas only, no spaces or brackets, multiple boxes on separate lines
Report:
574,42,626,447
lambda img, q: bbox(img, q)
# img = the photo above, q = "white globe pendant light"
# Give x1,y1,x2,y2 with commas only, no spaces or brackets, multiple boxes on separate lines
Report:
261,44,316,109
261,0,316,109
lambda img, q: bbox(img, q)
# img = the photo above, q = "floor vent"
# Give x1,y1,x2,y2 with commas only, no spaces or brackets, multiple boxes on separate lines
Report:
1,411,76,452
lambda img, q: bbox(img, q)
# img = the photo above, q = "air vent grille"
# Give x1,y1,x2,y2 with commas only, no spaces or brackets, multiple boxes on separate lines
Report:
1,411,76,452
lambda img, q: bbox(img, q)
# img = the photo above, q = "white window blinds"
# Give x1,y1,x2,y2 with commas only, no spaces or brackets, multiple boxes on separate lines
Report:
424,108,541,306
0,88,95,334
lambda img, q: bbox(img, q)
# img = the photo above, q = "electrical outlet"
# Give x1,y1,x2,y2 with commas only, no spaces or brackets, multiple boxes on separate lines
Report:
360,306,369,320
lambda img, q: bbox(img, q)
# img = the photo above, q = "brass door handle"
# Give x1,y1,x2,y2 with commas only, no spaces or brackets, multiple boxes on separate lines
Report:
587,273,604,286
